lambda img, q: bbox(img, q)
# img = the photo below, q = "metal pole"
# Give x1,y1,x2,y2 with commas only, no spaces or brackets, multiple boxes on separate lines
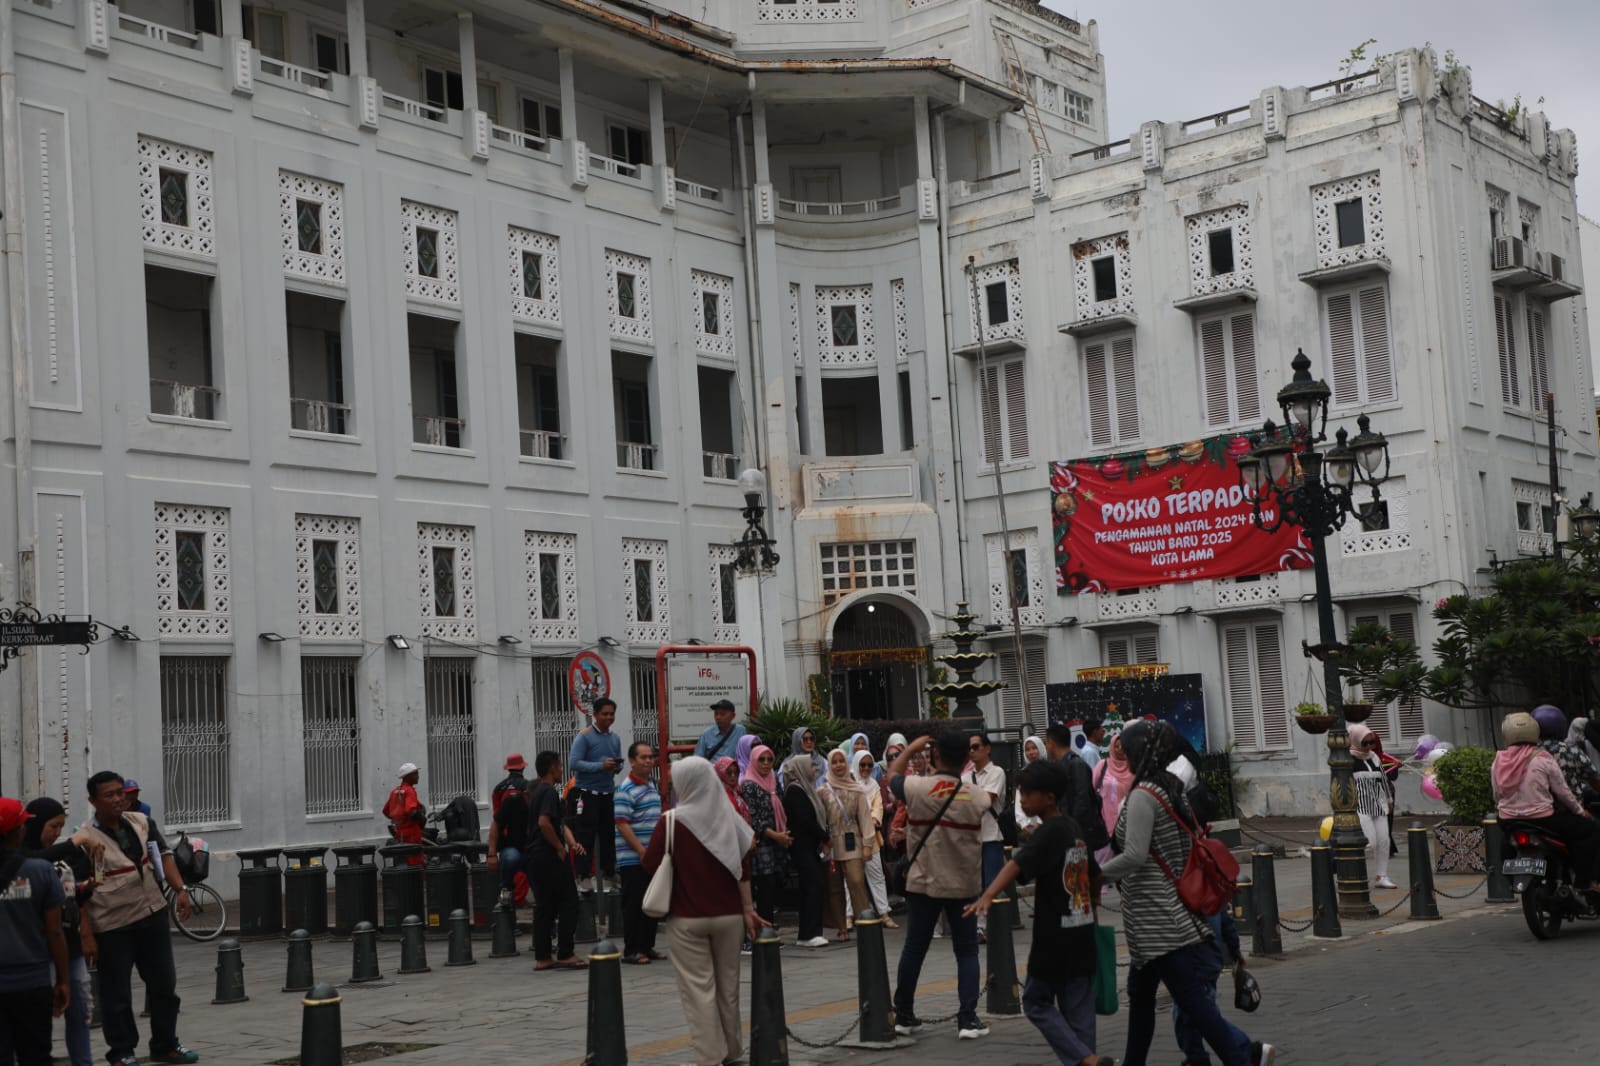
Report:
1547,391,1563,563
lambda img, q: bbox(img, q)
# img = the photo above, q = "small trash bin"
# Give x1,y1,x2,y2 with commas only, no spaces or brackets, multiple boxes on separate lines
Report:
282,847,329,936
379,844,424,936
332,845,377,937
423,845,467,939
236,848,283,937
464,843,495,936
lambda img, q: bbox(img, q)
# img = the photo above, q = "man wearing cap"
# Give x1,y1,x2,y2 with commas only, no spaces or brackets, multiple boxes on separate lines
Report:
383,764,427,866
693,699,747,761
0,796,70,1065
122,781,152,819
488,754,532,906
491,754,529,817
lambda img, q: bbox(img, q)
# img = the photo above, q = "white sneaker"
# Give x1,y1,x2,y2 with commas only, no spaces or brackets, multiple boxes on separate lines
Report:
800,936,829,948
1253,1041,1278,1066
1374,876,1398,890
578,876,595,894
957,1021,990,1040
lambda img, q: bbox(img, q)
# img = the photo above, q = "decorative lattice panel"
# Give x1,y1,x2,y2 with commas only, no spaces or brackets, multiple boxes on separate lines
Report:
973,259,1024,343
1340,494,1412,557
280,171,344,284
788,283,803,366
295,514,361,639
758,0,858,20
1213,573,1281,607
417,522,476,640
1312,172,1385,268
708,545,739,644
1187,204,1253,295
1096,589,1158,619
1072,234,1134,321
814,284,875,366
819,540,917,606
401,200,460,304
154,504,230,638
985,529,1045,627
892,279,910,363
508,226,561,326
525,531,579,643
1486,186,1508,234
139,137,214,258
692,270,736,357
606,249,653,342
621,537,670,644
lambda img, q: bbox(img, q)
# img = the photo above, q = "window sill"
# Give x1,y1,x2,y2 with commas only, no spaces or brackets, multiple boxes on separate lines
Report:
976,461,1036,477
952,335,1027,358
149,414,230,430
609,334,656,355
167,820,245,836
289,429,360,445
305,810,374,824
1172,288,1258,314
519,456,576,469
1058,312,1138,338
1296,257,1390,288
618,467,669,479
411,443,476,457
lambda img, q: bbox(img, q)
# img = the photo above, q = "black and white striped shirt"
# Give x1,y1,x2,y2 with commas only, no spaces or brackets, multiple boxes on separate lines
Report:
1102,783,1209,966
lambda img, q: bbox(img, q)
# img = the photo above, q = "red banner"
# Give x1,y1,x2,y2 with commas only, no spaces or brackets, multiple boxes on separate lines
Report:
1051,435,1311,593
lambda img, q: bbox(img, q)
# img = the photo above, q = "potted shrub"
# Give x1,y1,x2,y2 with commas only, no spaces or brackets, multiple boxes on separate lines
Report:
1431,746,1495,873
1294,701,1334,735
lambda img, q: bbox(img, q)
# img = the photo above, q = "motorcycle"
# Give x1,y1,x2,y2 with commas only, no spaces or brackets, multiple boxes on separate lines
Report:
1502,820,1600,939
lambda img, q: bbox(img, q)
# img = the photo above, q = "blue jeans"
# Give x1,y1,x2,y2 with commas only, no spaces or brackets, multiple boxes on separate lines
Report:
1172,914,1251,1065
894,892,980,1025
1023,975,1097,1065
497,846,523,890
54,954,93,1066
1124,943,1252,1066
980,841,1006,894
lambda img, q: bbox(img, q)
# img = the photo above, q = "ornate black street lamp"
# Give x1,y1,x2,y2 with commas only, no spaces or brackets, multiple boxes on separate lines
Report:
734,467,780,574
1237,349,1391,919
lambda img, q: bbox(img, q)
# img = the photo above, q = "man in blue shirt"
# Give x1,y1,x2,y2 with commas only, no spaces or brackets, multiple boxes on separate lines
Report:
613,742,664,963
693,699,747,760
568,697,622,892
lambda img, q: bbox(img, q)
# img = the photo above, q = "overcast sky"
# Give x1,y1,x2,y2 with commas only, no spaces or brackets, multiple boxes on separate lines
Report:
1042,0,1600,215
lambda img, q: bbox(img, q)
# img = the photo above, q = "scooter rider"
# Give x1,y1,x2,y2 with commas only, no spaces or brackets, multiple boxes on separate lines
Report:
384,763,427,865
1493,711,1600,891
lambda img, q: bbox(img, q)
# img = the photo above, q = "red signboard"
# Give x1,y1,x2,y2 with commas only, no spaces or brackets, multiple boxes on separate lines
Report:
568,651,611,715
1051,434,1312,593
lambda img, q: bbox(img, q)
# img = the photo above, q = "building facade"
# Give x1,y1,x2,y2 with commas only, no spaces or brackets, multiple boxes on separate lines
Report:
0,0,1591,878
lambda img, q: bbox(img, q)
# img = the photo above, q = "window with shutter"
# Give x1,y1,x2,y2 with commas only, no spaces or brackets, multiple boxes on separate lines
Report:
1222,621,1289,751
1112,336,1139,442
1231,313,1260,421
977,356,1029,464
1200,318,1230,426
1199,312,1260,428
1133,630,1160,663
979,362,1002,463
1495,294,1520,406
1103,636,1131,667
1102,629,1158,666
1526,305,1549,404
1223,624,1257,750
998,647,1047,728
1323,285,1393,406
1005,360,1029,460
1255,622,1289,748
1358,285,1394,402
1325,291,1359,405
1084,342,1112,447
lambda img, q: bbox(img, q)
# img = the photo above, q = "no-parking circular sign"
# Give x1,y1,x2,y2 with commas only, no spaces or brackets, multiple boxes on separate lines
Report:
568,650,611,715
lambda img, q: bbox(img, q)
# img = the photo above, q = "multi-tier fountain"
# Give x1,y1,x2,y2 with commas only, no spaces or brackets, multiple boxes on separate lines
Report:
925,600,1006,720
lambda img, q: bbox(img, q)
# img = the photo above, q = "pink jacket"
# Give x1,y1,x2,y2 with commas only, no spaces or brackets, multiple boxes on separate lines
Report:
1493,745,1584,819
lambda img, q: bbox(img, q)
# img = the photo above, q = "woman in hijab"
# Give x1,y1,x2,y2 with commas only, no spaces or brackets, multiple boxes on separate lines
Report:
823,748,876,941
1571,718,1600,791
1348,723,1397,889
642,757,761,1066
1092,732,1137,867
784,726,828,789
853,750,898,928
782,752,832,948
23,797,96,1066
714,757,752,823
1494,711,1600,889
735,734,759,778
740,746,792,934
1014,737,1049,839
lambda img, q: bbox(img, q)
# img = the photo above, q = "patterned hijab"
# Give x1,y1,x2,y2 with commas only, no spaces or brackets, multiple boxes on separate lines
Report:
742,745,786,831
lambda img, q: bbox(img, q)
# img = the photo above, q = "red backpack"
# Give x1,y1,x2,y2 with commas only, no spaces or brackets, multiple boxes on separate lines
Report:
1138,785,1239,916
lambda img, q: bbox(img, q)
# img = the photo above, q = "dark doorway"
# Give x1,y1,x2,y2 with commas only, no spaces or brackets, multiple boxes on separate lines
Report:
828,599,925,720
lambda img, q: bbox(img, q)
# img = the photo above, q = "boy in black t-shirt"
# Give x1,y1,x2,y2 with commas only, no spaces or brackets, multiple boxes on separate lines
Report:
966,760,1112,1066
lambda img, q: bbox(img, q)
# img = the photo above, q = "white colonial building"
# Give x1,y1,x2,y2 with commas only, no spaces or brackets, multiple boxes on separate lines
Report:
0,0,1592,873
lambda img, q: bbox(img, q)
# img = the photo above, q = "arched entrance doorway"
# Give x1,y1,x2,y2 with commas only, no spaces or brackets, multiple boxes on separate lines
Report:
828,597,928,720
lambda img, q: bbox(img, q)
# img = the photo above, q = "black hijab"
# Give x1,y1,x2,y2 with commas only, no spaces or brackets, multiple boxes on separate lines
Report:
1119,721,1196,828
22,797,65,850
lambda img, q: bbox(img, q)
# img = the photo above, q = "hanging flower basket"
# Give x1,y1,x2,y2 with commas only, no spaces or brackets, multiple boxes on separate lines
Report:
1295,714,1335,735
1341,702,1374,724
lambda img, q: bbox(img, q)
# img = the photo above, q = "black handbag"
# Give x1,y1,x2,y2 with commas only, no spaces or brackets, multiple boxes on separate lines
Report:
1233,965,1261,1012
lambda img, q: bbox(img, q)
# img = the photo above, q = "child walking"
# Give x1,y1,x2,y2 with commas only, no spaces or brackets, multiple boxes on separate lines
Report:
966,760,1114,1066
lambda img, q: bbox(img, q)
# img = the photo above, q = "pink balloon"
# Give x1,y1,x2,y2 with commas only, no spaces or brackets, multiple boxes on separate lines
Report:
1420,773,1444,801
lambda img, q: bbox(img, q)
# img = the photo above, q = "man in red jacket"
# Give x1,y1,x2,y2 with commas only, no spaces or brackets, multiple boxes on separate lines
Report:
383,763,426,865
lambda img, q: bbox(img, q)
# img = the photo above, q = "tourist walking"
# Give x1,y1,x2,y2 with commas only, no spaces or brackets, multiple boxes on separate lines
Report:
0,796,70,1066
641,757,762,1066
823,748,875,940
1093,734,1136,866
884,733,988,1040
528,752,586,971
613,742,664,964
740,745,792,933
781,753,831,948
22,798,97,1066
854,750,896,926
568,698,623,891
1347,724,1396,889
693,699,747,761
490,754,529,816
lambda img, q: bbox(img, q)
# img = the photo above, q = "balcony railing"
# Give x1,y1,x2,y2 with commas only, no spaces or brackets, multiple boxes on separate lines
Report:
118,12,201,49
703,451,739,480
520,429,565,460
490,124,549,154
414,414,465,448
674,177,722,203
1517,529,1554,556
382,91,447,123
290,398,351,435
1068,138,1132,162
259,56,333,93
590,153,642,180
150,380,221,421
617,441,658,471
777,193,901,218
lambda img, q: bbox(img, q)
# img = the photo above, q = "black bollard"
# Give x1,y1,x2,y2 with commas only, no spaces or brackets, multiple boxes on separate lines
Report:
1249,849,1284,956
1309,846,1343,939
1484,817,1516,903
1003,847,1024,930
584,939,628,1066
853,909,896,1044
1407,823,1442,920
283,929,314,993
349,921,381,982
750,930,790,1066
298,982,343,1066
575,890,599,943
446,908,476,966
984,896,1022,1015
332,845,378,937
399,914,430,974
489,902,519,958
1232,875,1254,941
211,939,248,1004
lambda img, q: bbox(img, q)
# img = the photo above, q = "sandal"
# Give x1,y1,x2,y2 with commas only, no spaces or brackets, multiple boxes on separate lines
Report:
535,958,589,971
883,918,899,929
645,949,667,961
621,954,650,965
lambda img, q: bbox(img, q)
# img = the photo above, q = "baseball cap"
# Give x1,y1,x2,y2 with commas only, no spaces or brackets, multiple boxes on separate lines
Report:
710,699,736,711
0,797,34,835
398,762,419,777
124,778,142,793
504,753,527,772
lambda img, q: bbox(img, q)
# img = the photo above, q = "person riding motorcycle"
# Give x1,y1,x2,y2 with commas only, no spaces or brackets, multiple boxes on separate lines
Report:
1493,712,1600,891
1530,704,1600,805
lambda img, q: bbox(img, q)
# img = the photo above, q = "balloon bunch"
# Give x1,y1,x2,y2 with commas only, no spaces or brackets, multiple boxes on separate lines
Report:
1411,734,1454,801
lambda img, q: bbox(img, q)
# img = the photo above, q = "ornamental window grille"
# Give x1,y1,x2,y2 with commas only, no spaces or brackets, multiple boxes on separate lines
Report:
295,515,361,639
1072,234,1133,321
622,538,671,643
159,656,231,826
629,658,660,757
424,657,477,803
418,523,476,640
1082,334,1139,447
972,260,1024,342
530,656,577,758
1221,621,1290,752
155,504,230,638
1312,173,1385,268
788,284,803,366
526,531,580,642
300,656,362,816
815,284,875,366
1198,311,1261,428
986,530,1045,627
508,227,561,325
280,172,345,283
709,545,739,644
1187,204,1254,295
139,137,214,258
1213,573,1282,608
1340,485,1411,557
1487,186,1508,239
693,270,736,357
1518,200,1539,247
606,250,653,341
401,201,460,304
819,540,917,606
1514,482,1555,555
758,0,859,21
1322,283,1394,405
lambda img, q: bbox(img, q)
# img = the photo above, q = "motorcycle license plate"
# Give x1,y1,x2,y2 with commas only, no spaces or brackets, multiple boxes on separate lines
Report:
1502,857,1546,876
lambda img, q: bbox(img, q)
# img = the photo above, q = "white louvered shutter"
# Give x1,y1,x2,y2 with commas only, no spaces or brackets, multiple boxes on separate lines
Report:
979,363,1001,463
997,651,1023,725
1231,312,1261,421
1223,624,1258,749
1103,636,1130,666
1112,336,1139,442
1358,285,1394,402
1255,622,1289,749
1133,630,1160,663
1385,611,1426,738
1526,306,1549,404
1085,342,1112,447
1004,359,1030,461
1326,291,1359,405
1495,294,1520,406
1200,317,1230,426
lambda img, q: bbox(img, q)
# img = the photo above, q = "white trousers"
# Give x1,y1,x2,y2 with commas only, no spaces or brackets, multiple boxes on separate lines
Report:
1359,811,1392,880
864,850,889,915
666,914,744,1066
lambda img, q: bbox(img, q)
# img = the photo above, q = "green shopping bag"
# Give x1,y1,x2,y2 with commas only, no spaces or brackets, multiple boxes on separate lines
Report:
1091,923,1119,1016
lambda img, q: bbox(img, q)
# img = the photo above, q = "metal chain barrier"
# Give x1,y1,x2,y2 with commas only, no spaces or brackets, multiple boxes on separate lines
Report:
1275,913,1315,933
786,1006,868,1050
1375,891,1413,917
1433,876,1488,899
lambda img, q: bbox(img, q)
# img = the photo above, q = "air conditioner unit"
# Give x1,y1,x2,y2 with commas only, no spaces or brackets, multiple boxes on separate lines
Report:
1493,235,1528,270
1547,253,1567,281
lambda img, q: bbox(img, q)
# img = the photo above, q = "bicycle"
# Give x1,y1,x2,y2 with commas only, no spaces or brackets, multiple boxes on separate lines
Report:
165,836,228,942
